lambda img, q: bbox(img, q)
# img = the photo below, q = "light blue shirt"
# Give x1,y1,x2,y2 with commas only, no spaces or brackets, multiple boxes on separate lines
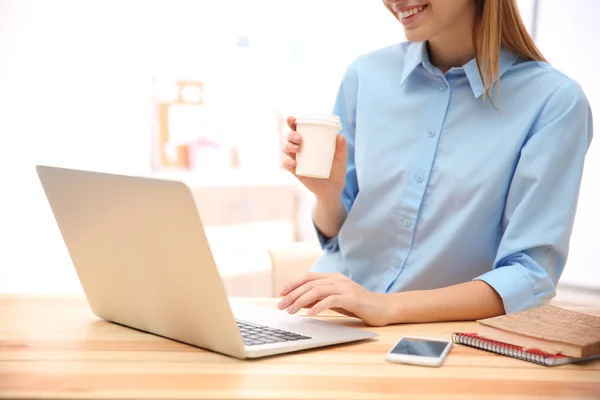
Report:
312,40,594,314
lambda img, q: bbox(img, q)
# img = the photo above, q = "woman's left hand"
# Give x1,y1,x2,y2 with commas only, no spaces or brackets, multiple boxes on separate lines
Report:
276,272,393,327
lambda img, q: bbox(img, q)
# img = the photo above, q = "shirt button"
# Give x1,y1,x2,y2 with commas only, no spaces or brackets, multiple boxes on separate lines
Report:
415,173,424,183
428,128,436,137
403,218,412,228
439,82,447,91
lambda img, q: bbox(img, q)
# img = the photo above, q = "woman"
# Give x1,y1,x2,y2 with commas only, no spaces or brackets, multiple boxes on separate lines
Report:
278,0,593,326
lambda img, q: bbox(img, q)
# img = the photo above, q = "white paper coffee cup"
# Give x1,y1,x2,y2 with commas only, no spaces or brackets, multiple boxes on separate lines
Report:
294,114,342,179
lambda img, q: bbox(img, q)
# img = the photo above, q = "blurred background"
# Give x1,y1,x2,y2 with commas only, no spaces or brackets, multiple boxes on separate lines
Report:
0,0,598,299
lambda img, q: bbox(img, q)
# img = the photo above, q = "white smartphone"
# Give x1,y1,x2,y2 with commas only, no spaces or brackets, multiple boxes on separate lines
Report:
385,336,453,367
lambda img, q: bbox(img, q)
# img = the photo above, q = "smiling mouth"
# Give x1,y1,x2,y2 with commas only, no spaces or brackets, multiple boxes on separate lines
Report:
398,5,427,19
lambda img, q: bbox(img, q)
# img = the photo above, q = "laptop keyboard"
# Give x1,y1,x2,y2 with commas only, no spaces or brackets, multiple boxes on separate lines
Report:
236,320,312,347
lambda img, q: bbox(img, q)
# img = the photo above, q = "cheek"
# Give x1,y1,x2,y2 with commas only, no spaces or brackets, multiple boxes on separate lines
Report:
431,0,475,22
425,3,466,33
428,4,452,24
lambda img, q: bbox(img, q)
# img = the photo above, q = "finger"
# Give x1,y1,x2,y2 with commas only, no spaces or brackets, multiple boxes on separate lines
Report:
333,134,348,162
330,135,348,185
278,273,335,309
278,276,336,310
282,158,296,172
308,295,358,317
287,116,296,130
301,301,318,309
283,141,300,157
285,130,302,145
331,307,359,318
287,285,340,314
279,272,334,297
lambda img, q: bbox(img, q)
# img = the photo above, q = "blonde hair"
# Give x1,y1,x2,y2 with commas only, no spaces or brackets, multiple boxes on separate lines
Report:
475,0,546,99
385,0,547,100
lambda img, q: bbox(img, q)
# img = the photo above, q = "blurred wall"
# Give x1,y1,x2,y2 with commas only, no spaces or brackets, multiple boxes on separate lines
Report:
0,0,402,293
0,0,596,293
533,0,600,290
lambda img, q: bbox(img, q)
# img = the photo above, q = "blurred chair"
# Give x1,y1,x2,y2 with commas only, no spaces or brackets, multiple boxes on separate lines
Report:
268,240,323,297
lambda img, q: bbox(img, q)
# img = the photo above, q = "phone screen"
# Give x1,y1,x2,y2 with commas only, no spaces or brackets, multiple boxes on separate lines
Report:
390,338,449,358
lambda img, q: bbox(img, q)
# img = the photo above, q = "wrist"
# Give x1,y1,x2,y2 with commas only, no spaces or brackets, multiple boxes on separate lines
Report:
312,192,346,240
383,292,408,325
315,191,343,208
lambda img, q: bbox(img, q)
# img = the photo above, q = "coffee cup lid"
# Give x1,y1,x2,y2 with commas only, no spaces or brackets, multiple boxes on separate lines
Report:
295,114,341,129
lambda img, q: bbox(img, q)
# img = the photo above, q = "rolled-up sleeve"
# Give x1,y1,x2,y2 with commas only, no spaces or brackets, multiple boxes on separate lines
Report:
314,60,360,252
475,80,594,314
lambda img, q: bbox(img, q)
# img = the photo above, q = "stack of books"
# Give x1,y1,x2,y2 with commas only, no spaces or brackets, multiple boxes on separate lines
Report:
453,305,600,366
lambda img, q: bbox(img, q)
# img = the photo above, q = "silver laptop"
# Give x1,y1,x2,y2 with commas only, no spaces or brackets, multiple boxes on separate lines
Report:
36,165,377,359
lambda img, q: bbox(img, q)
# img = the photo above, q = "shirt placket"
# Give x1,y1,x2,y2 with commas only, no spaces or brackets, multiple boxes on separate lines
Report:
385,70,452,292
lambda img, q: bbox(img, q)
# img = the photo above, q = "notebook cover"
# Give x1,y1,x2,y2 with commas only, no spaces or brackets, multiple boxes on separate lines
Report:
476,305,600,358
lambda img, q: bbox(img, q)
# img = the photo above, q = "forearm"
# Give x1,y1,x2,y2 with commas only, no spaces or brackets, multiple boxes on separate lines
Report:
312,195,347,239
386,280,505,324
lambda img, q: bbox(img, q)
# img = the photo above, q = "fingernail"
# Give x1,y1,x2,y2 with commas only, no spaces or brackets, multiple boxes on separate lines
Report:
293,135,300,141
279,287,287,295
287,306,296,314
277,299,287,309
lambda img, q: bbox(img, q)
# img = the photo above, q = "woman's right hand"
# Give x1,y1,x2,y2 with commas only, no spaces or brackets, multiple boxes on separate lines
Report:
282,116,348,201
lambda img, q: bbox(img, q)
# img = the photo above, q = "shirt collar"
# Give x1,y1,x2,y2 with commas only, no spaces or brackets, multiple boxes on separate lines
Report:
399,40,430,85
400,41,519,98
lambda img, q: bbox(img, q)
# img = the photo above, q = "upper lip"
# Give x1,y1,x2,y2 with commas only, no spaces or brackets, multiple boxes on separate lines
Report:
392,4,428,13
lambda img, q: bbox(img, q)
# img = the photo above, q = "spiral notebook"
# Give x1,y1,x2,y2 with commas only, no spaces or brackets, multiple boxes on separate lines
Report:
474,305,600,359
453,305,600,366
452,332,600,366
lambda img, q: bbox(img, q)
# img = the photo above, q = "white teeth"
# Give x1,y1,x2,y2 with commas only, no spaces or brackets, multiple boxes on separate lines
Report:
400,6,424,18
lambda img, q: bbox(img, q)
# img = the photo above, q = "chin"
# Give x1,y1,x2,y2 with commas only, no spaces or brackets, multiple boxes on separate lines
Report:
403,29,430,43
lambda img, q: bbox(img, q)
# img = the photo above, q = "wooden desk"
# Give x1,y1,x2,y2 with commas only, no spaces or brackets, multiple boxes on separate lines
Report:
1,295,599,399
